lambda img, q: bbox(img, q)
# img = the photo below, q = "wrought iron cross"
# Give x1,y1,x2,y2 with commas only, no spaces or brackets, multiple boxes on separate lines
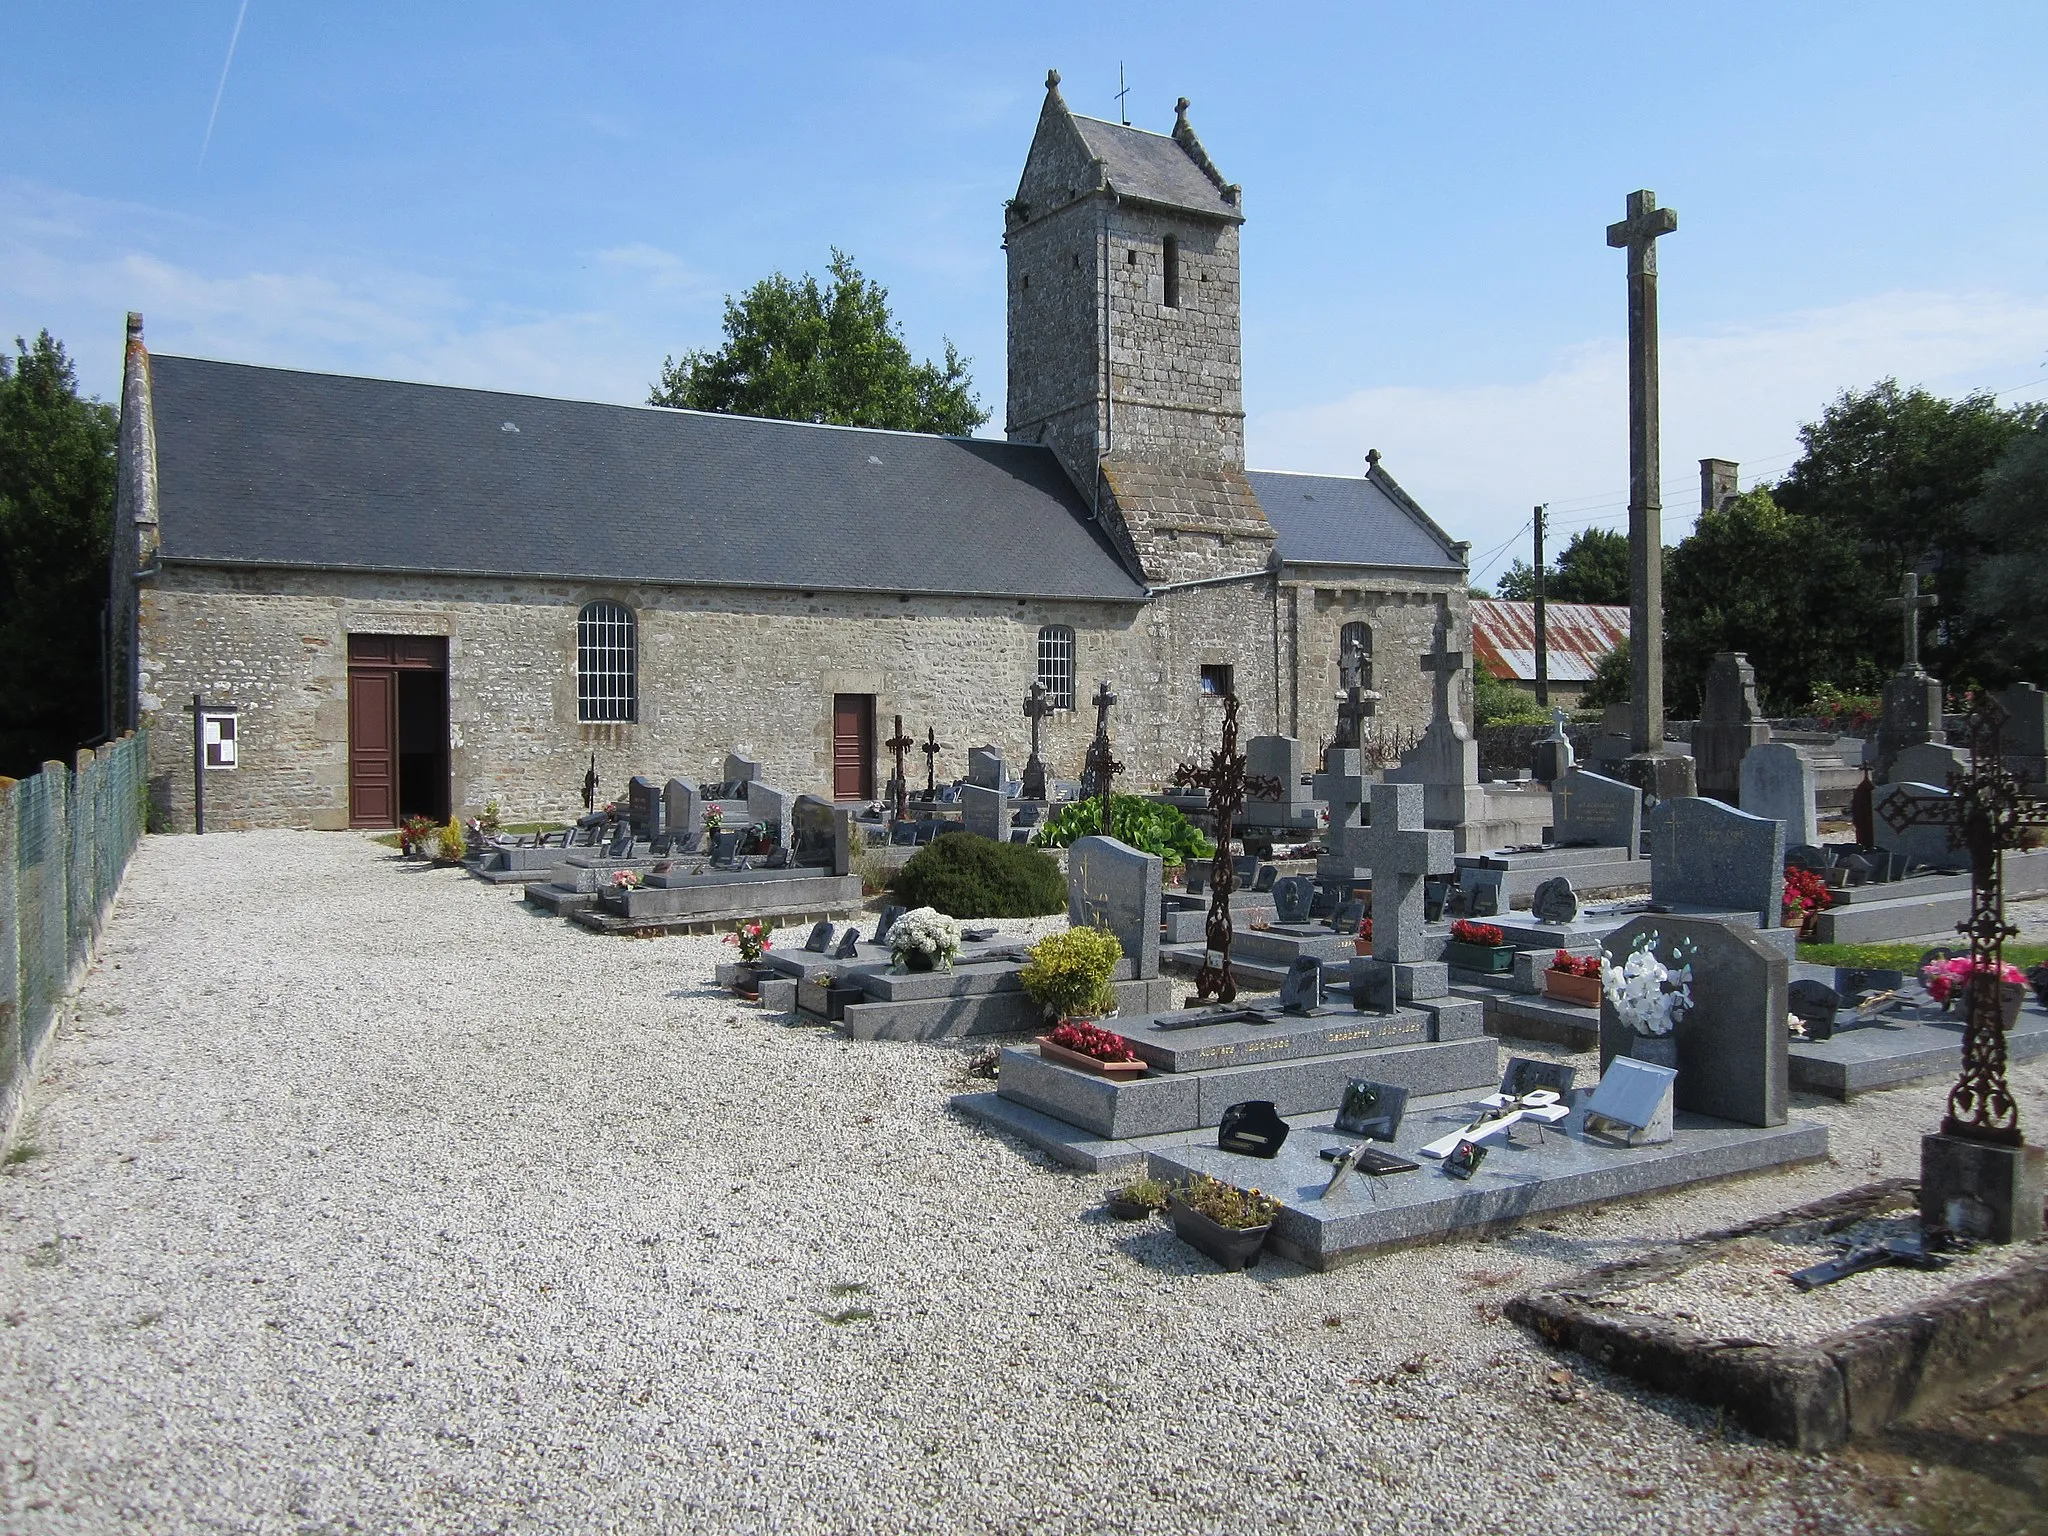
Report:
884,715,915,821
581,752,599,812
1082,681,1123,836
1021,682,1054,801
1171,692,1282,1004
920,725,945,798
1889,571,1939,672
1880,697,2048,1146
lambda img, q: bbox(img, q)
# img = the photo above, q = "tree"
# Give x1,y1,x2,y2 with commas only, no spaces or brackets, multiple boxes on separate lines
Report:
649,249,988,435
0,331,117,778
1472,659,1545,726
1964,420,2048,685
1580,636,1630,712
1494,528,1629,604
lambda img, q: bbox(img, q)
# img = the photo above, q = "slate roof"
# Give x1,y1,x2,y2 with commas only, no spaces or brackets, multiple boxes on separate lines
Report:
1246,468,1466,572
1070,115,1240,221
1470,599,1630,683
147,355,1149,602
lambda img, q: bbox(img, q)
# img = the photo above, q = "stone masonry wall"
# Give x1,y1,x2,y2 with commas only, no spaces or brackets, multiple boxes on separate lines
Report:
133,566,1404,832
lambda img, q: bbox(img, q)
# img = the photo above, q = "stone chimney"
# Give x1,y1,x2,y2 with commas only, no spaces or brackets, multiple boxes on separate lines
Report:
1700,458,1738,515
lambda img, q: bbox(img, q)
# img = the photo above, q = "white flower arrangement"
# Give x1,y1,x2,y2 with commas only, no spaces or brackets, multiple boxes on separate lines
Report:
889,906,962,971
1599,931,1697,1037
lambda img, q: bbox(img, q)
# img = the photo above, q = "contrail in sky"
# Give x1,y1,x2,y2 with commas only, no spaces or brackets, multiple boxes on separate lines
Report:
199,0,252,168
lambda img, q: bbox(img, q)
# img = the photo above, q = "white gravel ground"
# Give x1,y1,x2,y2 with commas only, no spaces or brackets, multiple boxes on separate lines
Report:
6,830,2046,1535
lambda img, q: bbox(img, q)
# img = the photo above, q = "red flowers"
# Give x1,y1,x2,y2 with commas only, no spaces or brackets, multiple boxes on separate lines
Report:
1549,949,1600,978
1047,1019,1138,1063
1451,920,1505,947
1782,864,1834,922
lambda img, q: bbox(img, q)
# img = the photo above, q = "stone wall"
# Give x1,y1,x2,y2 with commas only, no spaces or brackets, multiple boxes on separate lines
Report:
1283,577,1473,758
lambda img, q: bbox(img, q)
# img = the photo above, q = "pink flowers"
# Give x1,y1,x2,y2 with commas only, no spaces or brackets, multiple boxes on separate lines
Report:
1922,956,2026,1005
1047,1019,1138,1063
1450,920,1504,947
1549,949,1600,979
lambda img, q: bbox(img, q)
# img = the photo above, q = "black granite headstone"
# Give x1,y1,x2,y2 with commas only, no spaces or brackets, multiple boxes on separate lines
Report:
872,905,906,945
1217,1100,1290,1159
804,921,835,953
1787,979,1839,1041
1785,844,1828,873
1334,1080,1408,1141
832,929,862,960
1458,867,1504,918
1530,876,1580,924
1271,876,1315,924
1278,957,1323,1015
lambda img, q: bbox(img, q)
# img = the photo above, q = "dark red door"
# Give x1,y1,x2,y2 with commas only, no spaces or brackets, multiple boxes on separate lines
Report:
832,694,874,800
348,669,398,827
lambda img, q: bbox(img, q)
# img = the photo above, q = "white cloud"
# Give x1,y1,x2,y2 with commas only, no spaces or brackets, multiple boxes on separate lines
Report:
1248,291,2048,578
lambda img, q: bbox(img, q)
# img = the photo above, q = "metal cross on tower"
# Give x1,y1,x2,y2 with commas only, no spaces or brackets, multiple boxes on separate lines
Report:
1889,571,1939,673
1082,681,1123,836
884,715,915,822
1880,697,2048,1148
1021,682,1054,802
1171,692,1282,1004
920,725,945,798
1607,188,1679,755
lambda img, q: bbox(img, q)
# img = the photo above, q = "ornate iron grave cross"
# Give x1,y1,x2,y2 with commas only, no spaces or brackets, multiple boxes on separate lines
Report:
1082,680,1124,837
1889,571,1939,673
1021,682,1054,801
884,715,915,821
1170,691,1282,1004
1880,697,2048,1146
920,726,945,798
581,752,600,812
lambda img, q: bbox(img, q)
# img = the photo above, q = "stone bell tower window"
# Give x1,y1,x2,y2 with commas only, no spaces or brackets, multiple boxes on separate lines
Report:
1162,235,1180,308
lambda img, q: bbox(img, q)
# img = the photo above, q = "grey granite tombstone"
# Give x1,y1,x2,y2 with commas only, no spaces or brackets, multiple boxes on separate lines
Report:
723,753,761,786
1598,914,1788,1127
1872,661,1943,784
1531,706,1577,785
1873,782,1969,872
1067,835,1162,981
1271,875,1315,924
627,775,664,839
744,779,793,841
1457,866,1503,918
1998,682,2046,787
1889,741,1969,789
1739,741,1818,848
960,783,1010,843
1551,769,1640,850
804,920,835,954
1693,652,1772,803
1646,796,1786,929
1530,876,1580,924
1357,781,1454,1002
1311,745,1370,834
1278,957,1324,1015
663,778,701,848
1243,735,1314,832
967,745,1006,791
790,794,839,869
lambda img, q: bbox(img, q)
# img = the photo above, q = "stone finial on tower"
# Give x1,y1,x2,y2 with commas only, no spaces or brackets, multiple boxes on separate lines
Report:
1366,448,1382,471
1046,68,1061,92
1170,95,1241,207
127,311,144,342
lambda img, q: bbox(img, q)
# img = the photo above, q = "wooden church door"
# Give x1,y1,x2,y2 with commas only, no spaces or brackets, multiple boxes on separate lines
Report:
832,694,874,801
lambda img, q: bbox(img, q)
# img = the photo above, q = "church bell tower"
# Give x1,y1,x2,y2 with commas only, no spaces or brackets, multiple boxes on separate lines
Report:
1004,71,1274,588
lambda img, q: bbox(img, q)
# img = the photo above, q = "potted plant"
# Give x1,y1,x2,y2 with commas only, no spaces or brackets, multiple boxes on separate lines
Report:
479,799,504,837
1167,1174,1282,1270
398,814,438,858
1543,949,1602,1007
888,907,961,973
1445,919,1514,974
1782,862,1834,937
1354,914,1373,956
610,867,644,892
432,818,468,864
1019,928,1122,1023
724,919,772,996
1104,1173,1171,1221
1038,1018,1147,1078
1923,955,2028,1030
1600,930,1697,1070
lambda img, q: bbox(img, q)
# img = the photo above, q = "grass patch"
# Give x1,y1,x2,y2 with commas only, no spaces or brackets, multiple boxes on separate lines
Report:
827,1281,870,1297
2,1144,41,1166
370,831,402,848
823,1306,876,1326
1799,941,2048,971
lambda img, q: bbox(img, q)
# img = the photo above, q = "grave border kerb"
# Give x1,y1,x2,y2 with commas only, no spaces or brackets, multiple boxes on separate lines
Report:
1504,1178,2048,1450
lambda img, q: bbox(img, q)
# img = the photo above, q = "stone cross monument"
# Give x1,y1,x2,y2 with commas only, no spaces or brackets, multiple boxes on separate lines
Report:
1387,602,1484,846
1020,682,1054,801
1891,571,1938,671
1606,189,1678,758
1874,571,1945,783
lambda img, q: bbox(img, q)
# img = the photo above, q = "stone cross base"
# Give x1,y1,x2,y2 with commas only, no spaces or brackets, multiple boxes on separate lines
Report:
1616,750,1697,805
1921,1132,2045,1244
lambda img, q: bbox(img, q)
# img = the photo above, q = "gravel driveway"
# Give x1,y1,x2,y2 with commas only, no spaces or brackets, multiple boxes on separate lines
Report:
6,830,2040,1534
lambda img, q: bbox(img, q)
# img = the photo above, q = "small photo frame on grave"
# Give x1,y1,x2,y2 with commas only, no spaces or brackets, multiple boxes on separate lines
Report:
1334,1080,1408,1142
1501,1057,1575,1100
1442,1139,1486,1180
1583,1057,1676,1147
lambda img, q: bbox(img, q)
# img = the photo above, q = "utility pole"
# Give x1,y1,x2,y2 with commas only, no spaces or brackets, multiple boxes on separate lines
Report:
1532,504,1549,708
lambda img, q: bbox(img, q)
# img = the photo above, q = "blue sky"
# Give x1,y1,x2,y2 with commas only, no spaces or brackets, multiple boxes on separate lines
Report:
5,2,2044,578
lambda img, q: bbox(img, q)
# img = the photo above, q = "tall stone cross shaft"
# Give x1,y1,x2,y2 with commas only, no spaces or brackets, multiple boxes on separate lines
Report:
1891,571,1939,672
1419,612,1466,729
884,715,915,821
1608,188,1679,755
1021,683,1053,801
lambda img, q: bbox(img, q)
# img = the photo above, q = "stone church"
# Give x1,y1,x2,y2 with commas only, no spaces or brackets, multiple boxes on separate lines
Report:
111,72,1473,831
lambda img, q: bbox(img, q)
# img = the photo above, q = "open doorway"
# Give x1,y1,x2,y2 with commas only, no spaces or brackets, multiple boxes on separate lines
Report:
348,634,449,827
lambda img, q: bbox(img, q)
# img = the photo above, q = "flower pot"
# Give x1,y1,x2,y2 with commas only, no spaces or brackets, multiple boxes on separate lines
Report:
1543,970,1602,1008
1958,977,2026,1032
900,950,937,973
1104,1194,1155,1221
1167,1196,1270,1271
730,962,762,998
1628,1031,1680,1071
1446,941,1516,975
1037,1036,1148,1078
1355,937,1371,956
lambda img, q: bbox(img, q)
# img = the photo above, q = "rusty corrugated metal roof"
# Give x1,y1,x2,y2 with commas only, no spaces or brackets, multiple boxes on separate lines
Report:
1471,599,1629,683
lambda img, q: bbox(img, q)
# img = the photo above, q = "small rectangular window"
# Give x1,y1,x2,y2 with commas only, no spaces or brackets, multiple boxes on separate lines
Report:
1199,663,1232,698
1163,235,1180,308
1037,625,1076,711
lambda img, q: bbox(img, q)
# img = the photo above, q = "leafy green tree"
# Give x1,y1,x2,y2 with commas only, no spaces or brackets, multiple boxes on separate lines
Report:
0,331,117,778
1580,636,1630,712
650,249,987,435
1472,659,1545,726
1494,528,1630,604
1964,420,2048,684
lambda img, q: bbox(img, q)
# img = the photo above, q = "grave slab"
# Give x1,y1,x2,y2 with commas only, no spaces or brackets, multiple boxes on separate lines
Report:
1788,1002,2048,1099
1121,1005,1442,1074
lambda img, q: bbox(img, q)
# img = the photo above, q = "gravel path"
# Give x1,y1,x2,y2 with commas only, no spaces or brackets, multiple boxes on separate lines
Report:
6,831,2043,1534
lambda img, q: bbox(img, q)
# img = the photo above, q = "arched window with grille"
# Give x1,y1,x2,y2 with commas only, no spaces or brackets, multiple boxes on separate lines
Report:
1037,624,1076,711
577,601,638,723
1339,621,1373,693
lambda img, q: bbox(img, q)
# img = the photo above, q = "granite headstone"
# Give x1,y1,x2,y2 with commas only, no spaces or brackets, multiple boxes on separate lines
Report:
1066,835,1162,981
1739,741,1819,848
1646,796,1786,929
1551,769,1641,850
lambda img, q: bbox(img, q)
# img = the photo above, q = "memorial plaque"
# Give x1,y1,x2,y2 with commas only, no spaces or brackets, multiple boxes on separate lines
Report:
872,904,906,944
831,928,862,960
1271,876,1315,924
1334,1080,1409,1141
1501,1057,1575,1099
1278,956,1324,1015
804,920,836,954
1583,1057,1677,1146
1552,769,1641,849
1217,1100,1290,1159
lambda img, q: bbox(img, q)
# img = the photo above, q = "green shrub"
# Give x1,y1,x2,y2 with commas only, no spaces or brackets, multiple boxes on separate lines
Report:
1473,659,1547,727
1019,927,1123,1020
1031,794,1213,865
890,833,1066,918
